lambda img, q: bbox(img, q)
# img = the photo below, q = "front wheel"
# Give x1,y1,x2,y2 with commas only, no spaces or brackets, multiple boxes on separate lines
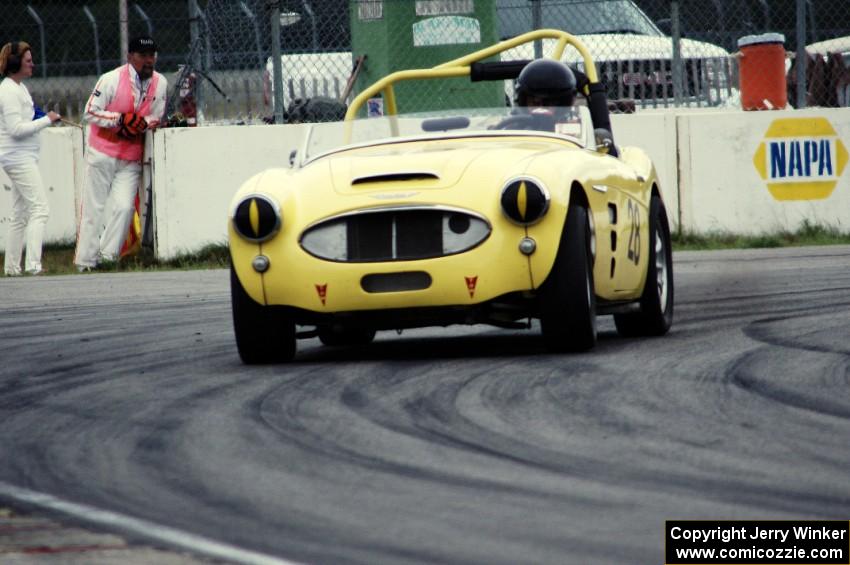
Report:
614,195,674,336
539,201,597,352
231,265,296,364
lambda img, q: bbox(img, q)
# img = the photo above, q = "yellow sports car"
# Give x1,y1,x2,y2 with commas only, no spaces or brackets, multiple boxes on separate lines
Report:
228,29,673,364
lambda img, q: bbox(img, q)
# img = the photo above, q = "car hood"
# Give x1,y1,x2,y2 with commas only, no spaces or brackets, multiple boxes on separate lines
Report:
807,36,850,55
581,33,728,59
502,34,728,63
322,136,581,196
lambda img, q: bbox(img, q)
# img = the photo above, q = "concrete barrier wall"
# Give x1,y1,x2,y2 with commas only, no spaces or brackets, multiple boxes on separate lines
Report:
611,111,679,229
678,107,850,234
5,109,850,259
151,124,305,259
149,109,850,258
0,127,84,250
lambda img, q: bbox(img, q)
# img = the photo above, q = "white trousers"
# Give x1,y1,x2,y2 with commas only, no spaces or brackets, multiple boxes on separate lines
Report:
3,159,50,276
74,148,141,267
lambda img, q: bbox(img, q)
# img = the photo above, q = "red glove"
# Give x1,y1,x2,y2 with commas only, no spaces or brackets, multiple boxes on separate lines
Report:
118,112,148,138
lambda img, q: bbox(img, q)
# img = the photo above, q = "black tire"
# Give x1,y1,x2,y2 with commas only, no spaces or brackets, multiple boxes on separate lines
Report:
230,265,296,364
539,201,597,352
318,326,376,347
614,195,674,337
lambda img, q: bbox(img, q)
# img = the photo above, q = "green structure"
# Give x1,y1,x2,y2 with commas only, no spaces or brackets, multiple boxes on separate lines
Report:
350,0,503,114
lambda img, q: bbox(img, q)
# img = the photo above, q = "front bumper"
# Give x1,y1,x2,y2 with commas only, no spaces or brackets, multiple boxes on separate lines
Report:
230,221,541,313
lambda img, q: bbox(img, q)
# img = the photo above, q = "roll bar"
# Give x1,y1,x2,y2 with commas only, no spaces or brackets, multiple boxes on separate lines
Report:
344,29,614,147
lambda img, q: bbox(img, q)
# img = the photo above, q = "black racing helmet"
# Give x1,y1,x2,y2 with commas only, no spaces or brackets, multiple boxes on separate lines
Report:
515,59,578,108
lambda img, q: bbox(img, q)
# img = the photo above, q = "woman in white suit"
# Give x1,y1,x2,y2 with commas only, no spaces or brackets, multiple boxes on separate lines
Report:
0,40,60,276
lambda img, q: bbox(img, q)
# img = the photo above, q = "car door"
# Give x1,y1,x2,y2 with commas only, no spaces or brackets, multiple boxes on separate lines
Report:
588,163,647,296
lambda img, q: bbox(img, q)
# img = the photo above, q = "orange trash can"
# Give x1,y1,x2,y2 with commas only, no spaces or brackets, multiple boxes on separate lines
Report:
738,33,787,110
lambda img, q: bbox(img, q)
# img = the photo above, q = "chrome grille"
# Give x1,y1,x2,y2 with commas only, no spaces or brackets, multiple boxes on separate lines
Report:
300,206,491,263
596,57,731,108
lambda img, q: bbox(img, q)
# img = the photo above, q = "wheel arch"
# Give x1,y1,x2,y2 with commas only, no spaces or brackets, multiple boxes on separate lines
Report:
650,183,672,231
568,180,590,210
566,180,594,265
651,183,662,201
530,180,592,290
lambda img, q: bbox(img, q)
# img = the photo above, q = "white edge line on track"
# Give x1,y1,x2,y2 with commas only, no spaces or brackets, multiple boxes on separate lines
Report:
0,480,301,565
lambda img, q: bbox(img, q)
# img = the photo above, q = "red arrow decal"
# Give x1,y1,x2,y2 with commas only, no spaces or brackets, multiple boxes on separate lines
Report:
465,276,478,299
315,283,328,305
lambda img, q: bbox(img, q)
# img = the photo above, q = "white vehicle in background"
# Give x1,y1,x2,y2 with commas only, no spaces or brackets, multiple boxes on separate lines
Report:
263,51,353,118
496,0,732,108
263,0,732,116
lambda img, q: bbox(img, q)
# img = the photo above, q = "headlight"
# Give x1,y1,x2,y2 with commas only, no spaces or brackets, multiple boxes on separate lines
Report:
500,176,550,225
231,194,281,242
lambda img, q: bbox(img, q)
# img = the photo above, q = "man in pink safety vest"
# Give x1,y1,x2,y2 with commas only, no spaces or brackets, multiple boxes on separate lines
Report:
74,35,168,271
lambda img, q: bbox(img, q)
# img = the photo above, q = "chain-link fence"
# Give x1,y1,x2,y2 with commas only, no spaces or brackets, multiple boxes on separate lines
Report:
1,1,194,122
2,0,849,125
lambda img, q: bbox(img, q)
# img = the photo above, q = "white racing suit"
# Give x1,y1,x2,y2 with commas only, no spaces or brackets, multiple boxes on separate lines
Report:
0,78,54,275
74,63,166,268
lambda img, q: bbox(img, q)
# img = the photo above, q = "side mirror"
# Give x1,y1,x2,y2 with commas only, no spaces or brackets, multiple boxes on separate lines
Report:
289,149,297,167
594,128,614,155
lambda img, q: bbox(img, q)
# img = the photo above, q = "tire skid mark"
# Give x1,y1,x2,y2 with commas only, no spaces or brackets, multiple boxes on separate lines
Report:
251,356,850,519
684,285,850,307
729,348,850,421
677,297,850,327
252,362,609,505
744,315,850,356
4,260,850,564
3,544,129,555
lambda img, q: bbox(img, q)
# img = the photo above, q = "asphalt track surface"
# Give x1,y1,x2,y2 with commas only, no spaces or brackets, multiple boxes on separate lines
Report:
1,246,849,564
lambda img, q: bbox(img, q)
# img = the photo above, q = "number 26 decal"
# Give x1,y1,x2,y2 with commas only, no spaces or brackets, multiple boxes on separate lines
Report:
626,199,641,265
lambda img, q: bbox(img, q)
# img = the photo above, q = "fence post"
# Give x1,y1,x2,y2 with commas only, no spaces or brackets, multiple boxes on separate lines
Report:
120,0,128,64
188,0,204,123
270,0,285,124
82,5,102,76
134,3,155,36
26,5,47,78
302,0,318,51
806,0,817,41
756,0,771,28
532,0,542,59
239,1,265,69
671,1,683,106
195,6,213,72
795,0,807,108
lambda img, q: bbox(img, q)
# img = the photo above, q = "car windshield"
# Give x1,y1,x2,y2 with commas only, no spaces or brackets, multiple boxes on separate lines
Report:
301,106,588,163
497,0,662,39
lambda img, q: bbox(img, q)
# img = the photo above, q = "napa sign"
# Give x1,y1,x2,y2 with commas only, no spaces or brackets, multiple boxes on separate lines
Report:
753,117,848,200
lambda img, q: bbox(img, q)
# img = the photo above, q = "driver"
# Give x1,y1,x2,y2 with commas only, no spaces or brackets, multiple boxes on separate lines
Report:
499,58,620,157
515,58,578,114
492,59,579,132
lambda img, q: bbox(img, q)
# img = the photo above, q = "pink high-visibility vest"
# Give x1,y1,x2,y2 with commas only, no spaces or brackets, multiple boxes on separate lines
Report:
89,64,159,161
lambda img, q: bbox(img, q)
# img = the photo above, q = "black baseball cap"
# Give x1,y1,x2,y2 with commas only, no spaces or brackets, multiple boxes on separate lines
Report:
129,36,157,53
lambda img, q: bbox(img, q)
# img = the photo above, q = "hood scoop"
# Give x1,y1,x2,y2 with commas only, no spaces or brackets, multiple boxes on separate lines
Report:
352,171,440,186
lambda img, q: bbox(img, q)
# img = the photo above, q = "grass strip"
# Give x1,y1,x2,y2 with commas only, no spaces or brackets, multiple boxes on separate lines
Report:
673,221,850,251
1,240,230,276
